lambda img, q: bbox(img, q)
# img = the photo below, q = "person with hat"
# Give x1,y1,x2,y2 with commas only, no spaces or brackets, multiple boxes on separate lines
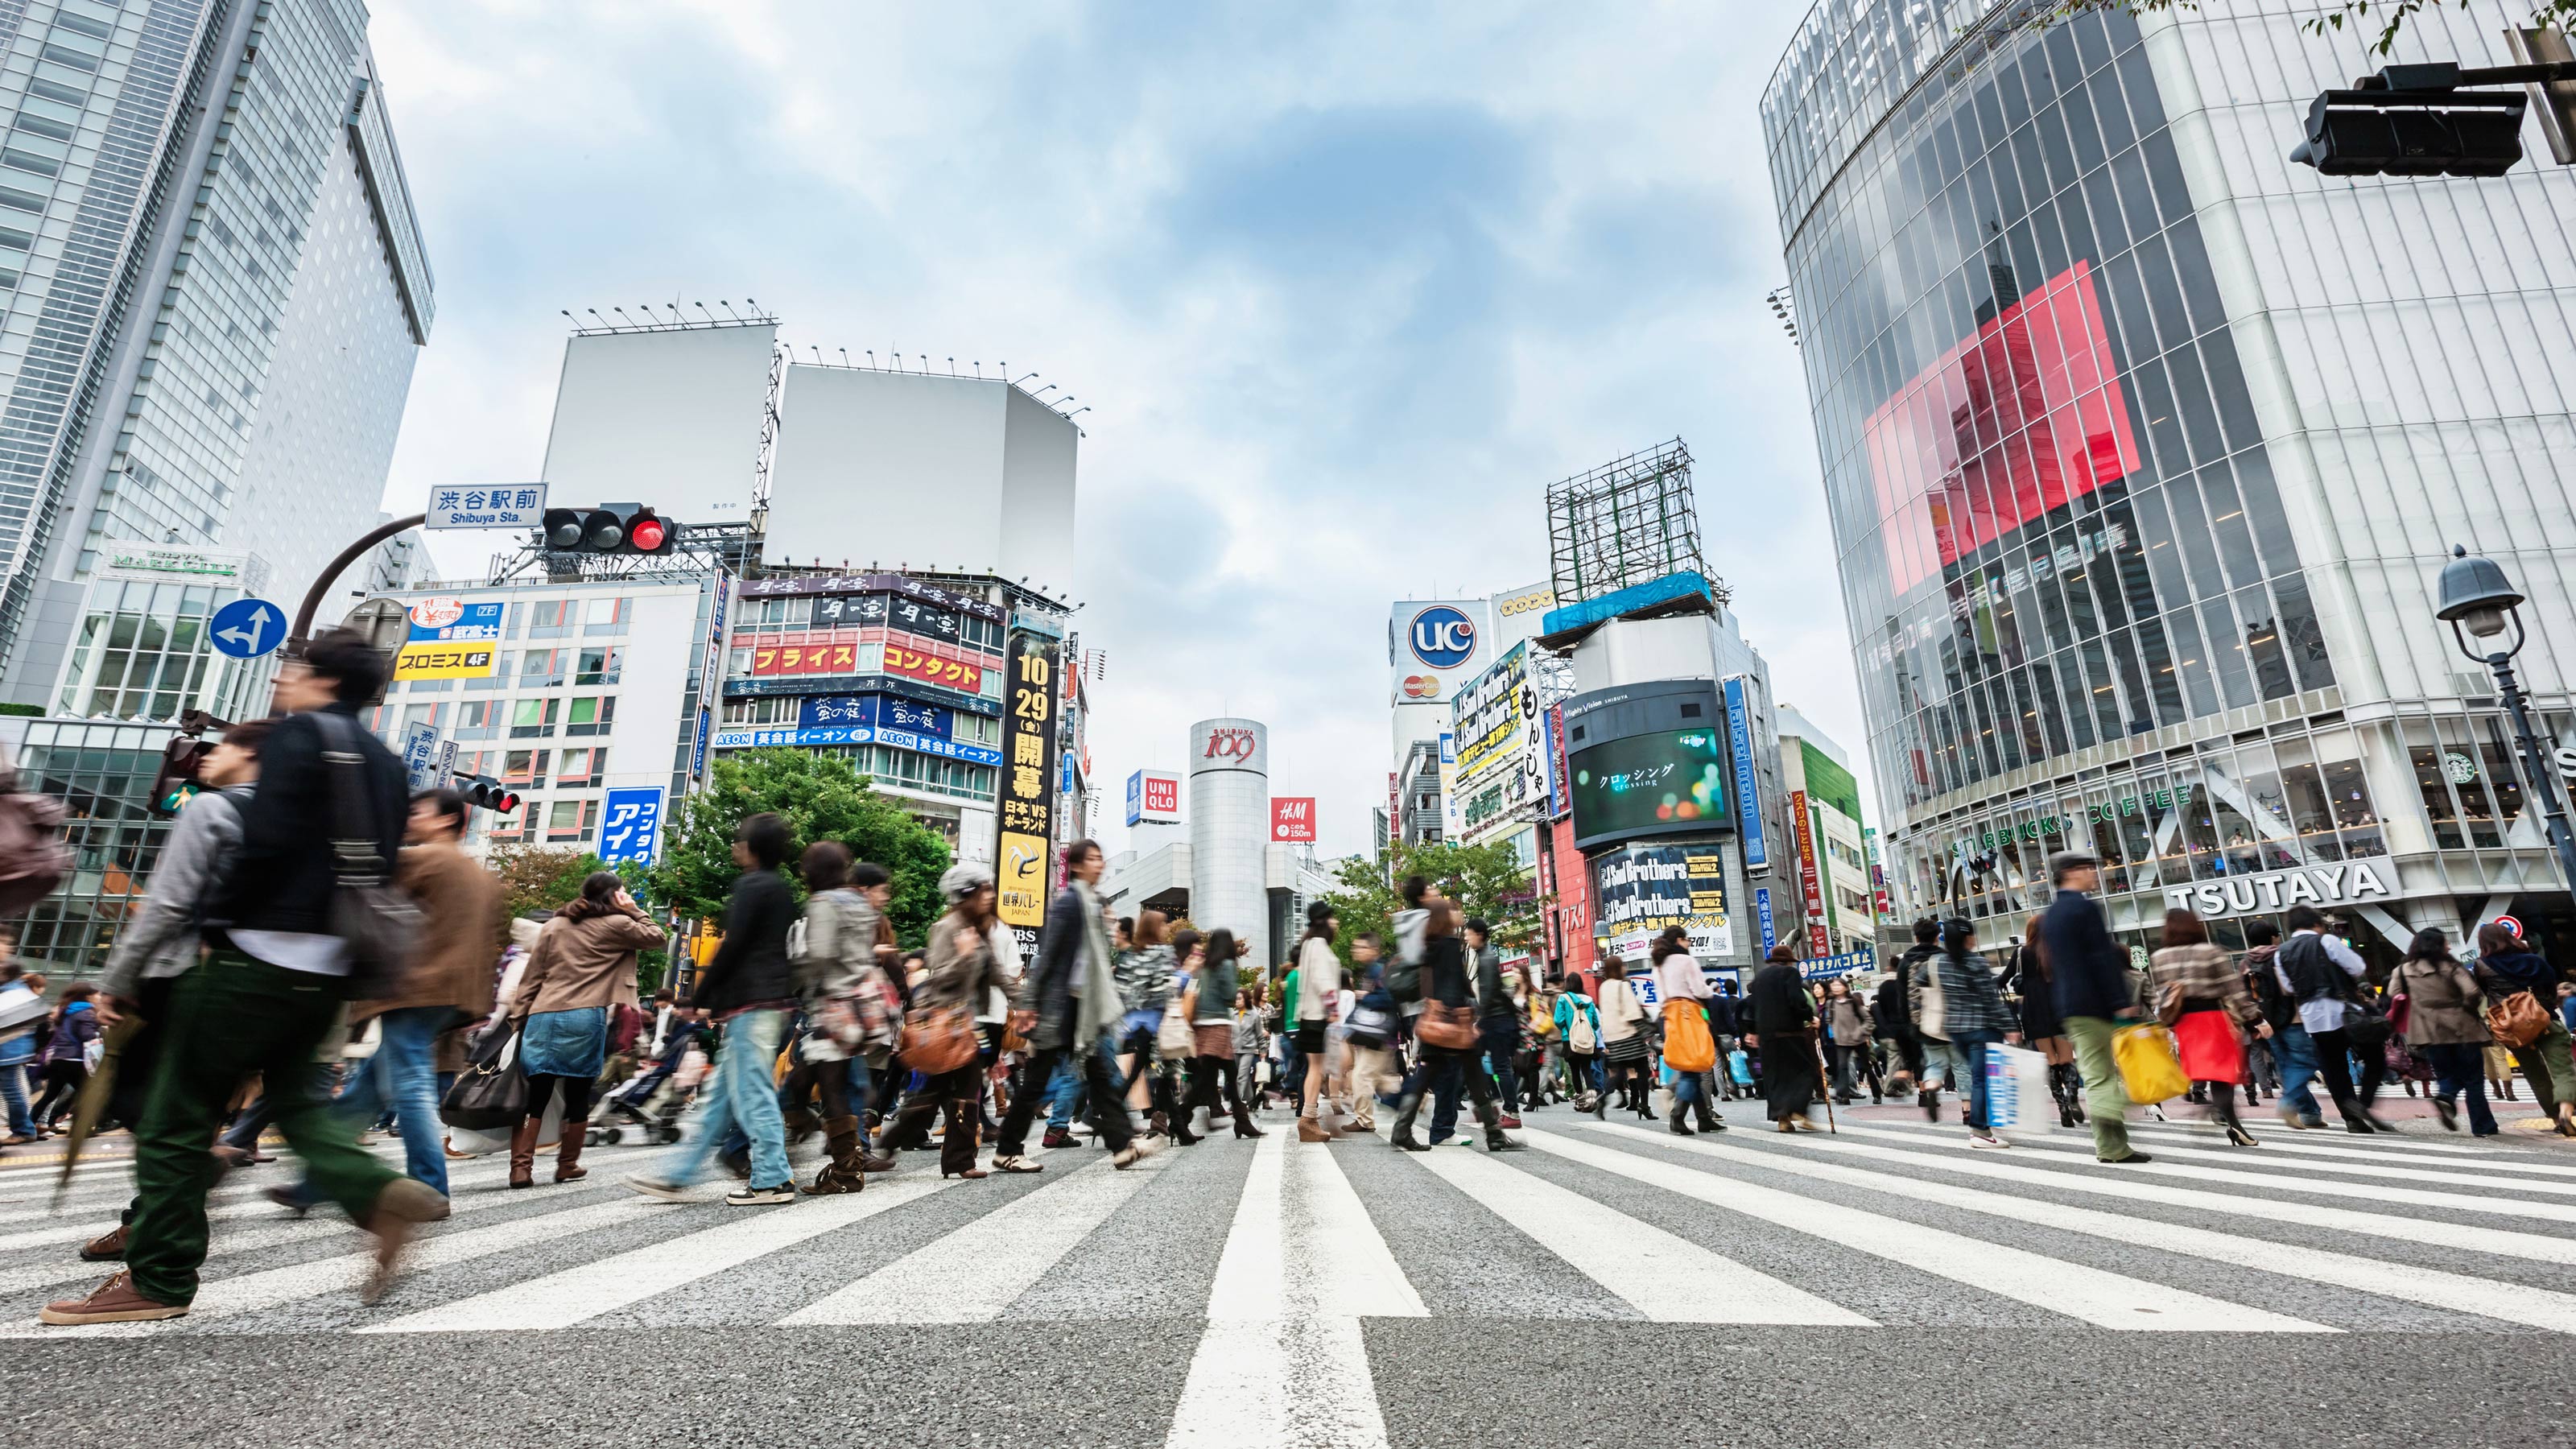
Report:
862,860,1005,1179
2039,850,2153,1164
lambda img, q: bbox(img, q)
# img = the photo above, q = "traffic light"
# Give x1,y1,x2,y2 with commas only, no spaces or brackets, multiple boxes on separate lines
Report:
539,502,675,555
148,710,229,817
2290,64,2532,177
456,775,522,814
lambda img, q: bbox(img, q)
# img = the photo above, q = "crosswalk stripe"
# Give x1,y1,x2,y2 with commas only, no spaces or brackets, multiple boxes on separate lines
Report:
1857,1121,2576,1221
0,1156,535,1252
1740,1122,2576,1265
1407,1140,1870,1324
1520,1126,2327,1332
362,1178,958,1334
781,1156,1164,1325
1590,1122,2576,1333
2122,1122,2576,1177
1165,1131,1417,1449
6,1195,663,1337
2058,1138,2576,1196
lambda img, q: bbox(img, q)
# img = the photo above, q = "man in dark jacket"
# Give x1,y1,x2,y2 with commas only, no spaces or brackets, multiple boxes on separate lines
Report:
993,839,1141,1171
2039,851,2150,1164
1877,919,1937,1090
627,811,799,1205
47,631,444,1326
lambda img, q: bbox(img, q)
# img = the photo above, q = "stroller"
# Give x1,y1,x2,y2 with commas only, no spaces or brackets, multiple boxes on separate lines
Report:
593,1031,707,1146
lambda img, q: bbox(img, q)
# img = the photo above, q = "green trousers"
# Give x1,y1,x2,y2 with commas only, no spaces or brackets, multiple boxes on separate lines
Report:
125,949,399,1306
2064,1015,2136,1161
2512,1018,2576,1116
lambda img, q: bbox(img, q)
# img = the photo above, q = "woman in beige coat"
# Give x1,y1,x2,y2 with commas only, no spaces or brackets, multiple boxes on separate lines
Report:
2393,927,2496,1136
506,872,664,1187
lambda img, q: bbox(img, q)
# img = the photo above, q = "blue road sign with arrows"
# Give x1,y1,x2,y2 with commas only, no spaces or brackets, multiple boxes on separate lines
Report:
209,597,284,658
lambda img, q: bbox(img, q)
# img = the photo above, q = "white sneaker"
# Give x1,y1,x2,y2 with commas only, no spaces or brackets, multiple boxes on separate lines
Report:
1968,1131,2009,1150
724,1183,795,1206
623,1174,688,1202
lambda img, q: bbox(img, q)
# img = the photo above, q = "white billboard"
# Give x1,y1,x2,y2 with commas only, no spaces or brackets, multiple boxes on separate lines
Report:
540,323,776,528
766,368,1079,601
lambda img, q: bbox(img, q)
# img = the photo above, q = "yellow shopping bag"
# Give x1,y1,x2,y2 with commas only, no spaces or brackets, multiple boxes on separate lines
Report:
2112,1021,2190,1104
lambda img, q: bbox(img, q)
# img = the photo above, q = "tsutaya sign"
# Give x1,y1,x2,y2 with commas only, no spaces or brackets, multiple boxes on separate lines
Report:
2163,860,2395,919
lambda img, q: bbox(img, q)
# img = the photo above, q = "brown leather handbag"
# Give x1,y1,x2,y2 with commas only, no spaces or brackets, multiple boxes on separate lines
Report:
899,1003,978,1074
2487,989,2551,1051
1417,1000,1478,1051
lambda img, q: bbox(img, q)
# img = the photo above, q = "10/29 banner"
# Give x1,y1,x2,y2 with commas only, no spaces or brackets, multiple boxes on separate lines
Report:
996,630,1062,952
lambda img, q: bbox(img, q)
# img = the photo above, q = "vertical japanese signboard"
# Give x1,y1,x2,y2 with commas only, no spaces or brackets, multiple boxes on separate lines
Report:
1790,788,1829,957
997,630,1062,952
599,787,665,866
1723,675,1766,870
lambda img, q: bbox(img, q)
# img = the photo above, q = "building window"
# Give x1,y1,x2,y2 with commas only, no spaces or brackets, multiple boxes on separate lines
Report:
525,600,572,637
721,696,793,725
455,700,498,740
547,799,597,843
566,695,617,736
519,649,565,687
576,646,621,686
401,702,440,731
584,597,630,632
509,698,559,738
487,800,529,844
558,748,605,786
504,749,550,788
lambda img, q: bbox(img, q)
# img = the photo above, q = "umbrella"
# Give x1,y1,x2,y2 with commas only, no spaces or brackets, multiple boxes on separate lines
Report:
52,1011,148,1208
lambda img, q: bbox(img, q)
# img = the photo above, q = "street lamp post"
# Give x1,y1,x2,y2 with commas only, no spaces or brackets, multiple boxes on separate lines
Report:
2437,544,2576,894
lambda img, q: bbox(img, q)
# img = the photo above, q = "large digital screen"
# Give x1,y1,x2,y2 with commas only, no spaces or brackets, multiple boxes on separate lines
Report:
1862,259,2143,597
1568,729,1726,848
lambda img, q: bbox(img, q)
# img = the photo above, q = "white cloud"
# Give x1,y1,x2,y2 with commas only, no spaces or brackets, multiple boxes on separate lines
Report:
372,0,1874,858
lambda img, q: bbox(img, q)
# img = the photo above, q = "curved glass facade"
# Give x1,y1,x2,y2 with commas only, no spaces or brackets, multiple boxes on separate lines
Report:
1766,1,2576,956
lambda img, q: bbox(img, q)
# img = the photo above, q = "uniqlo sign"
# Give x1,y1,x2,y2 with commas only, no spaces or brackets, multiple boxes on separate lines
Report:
1145,774,1179,815
1270,797,1316,842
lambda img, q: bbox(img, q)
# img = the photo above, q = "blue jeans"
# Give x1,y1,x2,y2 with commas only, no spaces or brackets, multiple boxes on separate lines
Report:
2273,1023,2326,1124
1046,1053,1083,1130
1950,1028,2000,1130
0,1059,32,1136
325,1006,449,1194
660,1009,791,1190
2420,1042,2499,1135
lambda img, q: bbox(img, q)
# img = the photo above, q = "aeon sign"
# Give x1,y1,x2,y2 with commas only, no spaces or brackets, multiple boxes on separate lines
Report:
1189,718,1267,775
1408,605,1479,669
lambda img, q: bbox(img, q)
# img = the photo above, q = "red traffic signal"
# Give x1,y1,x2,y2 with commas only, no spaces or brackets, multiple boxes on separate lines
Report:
456,775,522,814
539,503,675,555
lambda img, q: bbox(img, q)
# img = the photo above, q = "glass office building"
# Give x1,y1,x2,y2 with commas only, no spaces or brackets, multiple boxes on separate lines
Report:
1764,0,2576,962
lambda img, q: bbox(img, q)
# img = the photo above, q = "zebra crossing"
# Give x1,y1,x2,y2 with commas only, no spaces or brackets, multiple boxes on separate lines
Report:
7,1104,2575,1356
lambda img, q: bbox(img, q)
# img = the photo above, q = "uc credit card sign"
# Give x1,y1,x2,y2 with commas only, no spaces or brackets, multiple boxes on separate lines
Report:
394,598,502,680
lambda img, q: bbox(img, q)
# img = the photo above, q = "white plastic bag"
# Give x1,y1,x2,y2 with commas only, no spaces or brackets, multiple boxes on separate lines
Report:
1983,1042,2053,1135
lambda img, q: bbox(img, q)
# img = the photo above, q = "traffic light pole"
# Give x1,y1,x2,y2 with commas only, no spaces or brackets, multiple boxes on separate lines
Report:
286,512,425,658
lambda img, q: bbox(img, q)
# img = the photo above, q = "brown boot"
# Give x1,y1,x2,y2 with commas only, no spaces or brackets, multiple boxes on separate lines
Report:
361,1178,449,1307
806,1114,866,1195
508,1118,539,1189
553,1124,588,1183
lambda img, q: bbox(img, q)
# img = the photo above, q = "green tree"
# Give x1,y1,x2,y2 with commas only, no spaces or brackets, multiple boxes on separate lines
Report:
485,845,609,943
1319,836,1542,968
643,748,952,946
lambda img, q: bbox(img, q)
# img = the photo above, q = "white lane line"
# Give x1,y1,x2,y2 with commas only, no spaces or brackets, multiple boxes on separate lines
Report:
364,1178,957,1334
1520,1126,2326,1333
2122,1117,2512,1156
7,1195,663,1337
1721,1122,2576,1266
1166,1134,1410,1449
1589,1122,2576,1334
1409,1142,1869,1324
2062,1138,2576,1196
0,1159,526,1251
1167,1130,1288,1449
782,1157,1164,1325
2119,1123,2576,1178
1295,1138,1425,1320
1855,1122,2576,1223
0,1175,584,1297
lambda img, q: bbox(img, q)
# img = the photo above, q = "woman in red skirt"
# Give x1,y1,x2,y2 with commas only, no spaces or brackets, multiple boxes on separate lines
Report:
2149,909,2272,1147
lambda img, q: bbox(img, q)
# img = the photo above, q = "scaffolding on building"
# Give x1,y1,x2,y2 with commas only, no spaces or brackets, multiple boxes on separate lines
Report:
1544,438,1726,606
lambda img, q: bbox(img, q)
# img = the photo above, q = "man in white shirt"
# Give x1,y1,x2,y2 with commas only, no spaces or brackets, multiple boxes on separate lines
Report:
2273,904,2391,1133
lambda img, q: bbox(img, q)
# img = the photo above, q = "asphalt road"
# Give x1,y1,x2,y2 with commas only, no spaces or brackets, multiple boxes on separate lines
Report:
8,1100,2574,1447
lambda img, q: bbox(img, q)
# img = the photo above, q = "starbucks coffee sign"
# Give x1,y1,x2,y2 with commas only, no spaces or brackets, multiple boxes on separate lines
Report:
2162,859,2395,919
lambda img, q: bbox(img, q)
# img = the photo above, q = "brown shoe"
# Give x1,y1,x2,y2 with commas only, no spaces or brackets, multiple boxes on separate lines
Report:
553,1125,588,1183
1298,1116,1331,1143
78,1224,127,1261
41,1270,188,1325
361,1178,450,1307
507,1117,539,1189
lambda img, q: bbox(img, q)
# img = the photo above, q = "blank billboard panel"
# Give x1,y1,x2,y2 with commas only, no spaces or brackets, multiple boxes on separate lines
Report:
767,366,1077,594
541,324,775,528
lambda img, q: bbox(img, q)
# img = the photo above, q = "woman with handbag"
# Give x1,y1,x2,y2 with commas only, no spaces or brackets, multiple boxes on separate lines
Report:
2472,922,2576,1137
1114,912,1178,1133
505,872,663,1187
2146,909,2268,1148
1145,930,1201,1137
1592,959,1652,1119
1184,928,1257,1142
2396,929,2497,1135
1388,901,1521,1154
868,863,1003,1179
794,843,900,1194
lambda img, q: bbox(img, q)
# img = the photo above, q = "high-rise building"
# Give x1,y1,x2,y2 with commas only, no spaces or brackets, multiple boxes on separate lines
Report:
1764,0,2576,961
0,0,431,716
1776,704,1873,957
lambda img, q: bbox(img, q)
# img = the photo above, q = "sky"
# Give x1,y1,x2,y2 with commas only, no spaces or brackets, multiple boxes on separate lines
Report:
373,0,1862,860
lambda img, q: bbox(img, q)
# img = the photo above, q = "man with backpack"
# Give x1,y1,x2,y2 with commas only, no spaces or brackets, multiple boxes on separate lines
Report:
2276,904,2390,1133
46,631,445,1324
